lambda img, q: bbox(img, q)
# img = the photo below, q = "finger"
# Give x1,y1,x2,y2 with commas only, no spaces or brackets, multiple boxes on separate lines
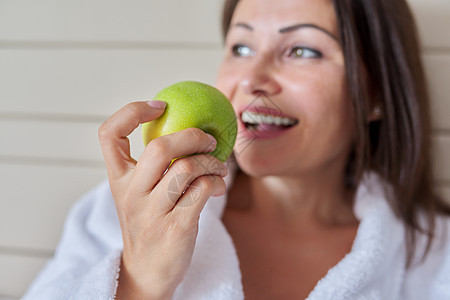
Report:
131,127,219,192
147,154,228,213
170,175,226,229
98,101,166,180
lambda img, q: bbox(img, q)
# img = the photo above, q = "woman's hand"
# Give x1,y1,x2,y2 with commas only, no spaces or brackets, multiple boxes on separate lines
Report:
98,101,228,300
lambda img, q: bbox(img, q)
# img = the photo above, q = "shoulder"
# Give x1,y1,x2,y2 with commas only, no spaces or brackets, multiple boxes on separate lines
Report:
57,179,122,252
21,180,123,299
402,214,450,298
427,214,450,296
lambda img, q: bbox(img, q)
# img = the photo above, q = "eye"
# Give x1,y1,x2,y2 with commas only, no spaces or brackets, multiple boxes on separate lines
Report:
232,43,255,57
289,46,322,59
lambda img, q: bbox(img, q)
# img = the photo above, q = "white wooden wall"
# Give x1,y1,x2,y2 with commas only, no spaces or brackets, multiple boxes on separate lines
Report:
0,0,449,299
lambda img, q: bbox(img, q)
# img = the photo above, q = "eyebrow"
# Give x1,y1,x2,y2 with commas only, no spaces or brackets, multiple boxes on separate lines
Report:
234,22,253,31
232,22,338,42
279,23,338,41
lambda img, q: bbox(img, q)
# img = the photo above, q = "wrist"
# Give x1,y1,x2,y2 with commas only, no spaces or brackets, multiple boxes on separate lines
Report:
116,260,175,300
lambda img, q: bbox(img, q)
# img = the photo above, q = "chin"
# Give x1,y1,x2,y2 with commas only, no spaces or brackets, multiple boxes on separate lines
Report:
233,150,287,178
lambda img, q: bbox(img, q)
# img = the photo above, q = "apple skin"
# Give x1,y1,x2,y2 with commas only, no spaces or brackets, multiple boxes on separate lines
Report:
142,81,237,162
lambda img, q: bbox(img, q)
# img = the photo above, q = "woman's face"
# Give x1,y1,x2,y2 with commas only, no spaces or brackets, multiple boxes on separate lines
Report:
216,0,354,178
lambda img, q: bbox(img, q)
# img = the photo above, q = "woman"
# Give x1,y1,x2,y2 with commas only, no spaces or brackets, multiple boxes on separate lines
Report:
23,0,450,299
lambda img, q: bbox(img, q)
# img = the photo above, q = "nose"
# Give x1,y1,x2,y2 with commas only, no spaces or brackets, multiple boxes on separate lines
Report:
239,56,281,97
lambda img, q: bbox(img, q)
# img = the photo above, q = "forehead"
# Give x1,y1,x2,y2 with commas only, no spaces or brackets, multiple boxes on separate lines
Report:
231,0,338,35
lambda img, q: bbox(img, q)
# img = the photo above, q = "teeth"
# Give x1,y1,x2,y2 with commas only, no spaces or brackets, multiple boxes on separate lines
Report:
274,118,282,126
241,111,297,126
281,118,291,126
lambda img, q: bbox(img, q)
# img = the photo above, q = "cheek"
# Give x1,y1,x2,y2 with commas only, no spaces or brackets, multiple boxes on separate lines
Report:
301,65,349,115
215,63,237,101
289,66,353,138
309,88,352,135
314,83,354,149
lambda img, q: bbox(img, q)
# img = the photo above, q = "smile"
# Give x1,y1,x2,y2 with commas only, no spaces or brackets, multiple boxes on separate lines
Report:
239,106,299,139
241,110,298,128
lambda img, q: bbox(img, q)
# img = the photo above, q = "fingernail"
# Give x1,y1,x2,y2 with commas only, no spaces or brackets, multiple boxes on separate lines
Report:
213,185,226,197
206,134,217,151
147,100,166,109
220,166,229,177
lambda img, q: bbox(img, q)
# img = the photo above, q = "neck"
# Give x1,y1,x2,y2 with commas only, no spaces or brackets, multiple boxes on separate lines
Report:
227,167,358,228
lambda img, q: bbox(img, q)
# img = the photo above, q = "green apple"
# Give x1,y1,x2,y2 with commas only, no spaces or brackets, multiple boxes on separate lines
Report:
142,81,237,162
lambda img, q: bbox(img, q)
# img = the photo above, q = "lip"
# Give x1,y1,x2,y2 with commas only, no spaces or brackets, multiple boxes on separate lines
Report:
237,105,299,140
238,105,298,120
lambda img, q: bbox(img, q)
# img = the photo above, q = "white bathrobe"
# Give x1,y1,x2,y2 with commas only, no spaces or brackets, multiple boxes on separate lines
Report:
22,167,450,300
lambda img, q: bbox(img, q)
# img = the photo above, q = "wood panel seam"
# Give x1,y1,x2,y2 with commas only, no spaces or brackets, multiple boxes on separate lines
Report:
0,246,53,259
0,40,222,51
0,156,105,169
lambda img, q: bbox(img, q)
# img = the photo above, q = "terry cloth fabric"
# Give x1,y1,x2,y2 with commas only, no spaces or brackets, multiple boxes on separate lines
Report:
22,165,450,300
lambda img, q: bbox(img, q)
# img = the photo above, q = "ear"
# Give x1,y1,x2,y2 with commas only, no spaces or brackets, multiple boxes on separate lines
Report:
362,69,383,123
367,104,383,122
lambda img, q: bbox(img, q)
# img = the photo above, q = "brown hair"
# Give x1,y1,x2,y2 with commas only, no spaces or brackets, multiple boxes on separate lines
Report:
222,0,450,267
